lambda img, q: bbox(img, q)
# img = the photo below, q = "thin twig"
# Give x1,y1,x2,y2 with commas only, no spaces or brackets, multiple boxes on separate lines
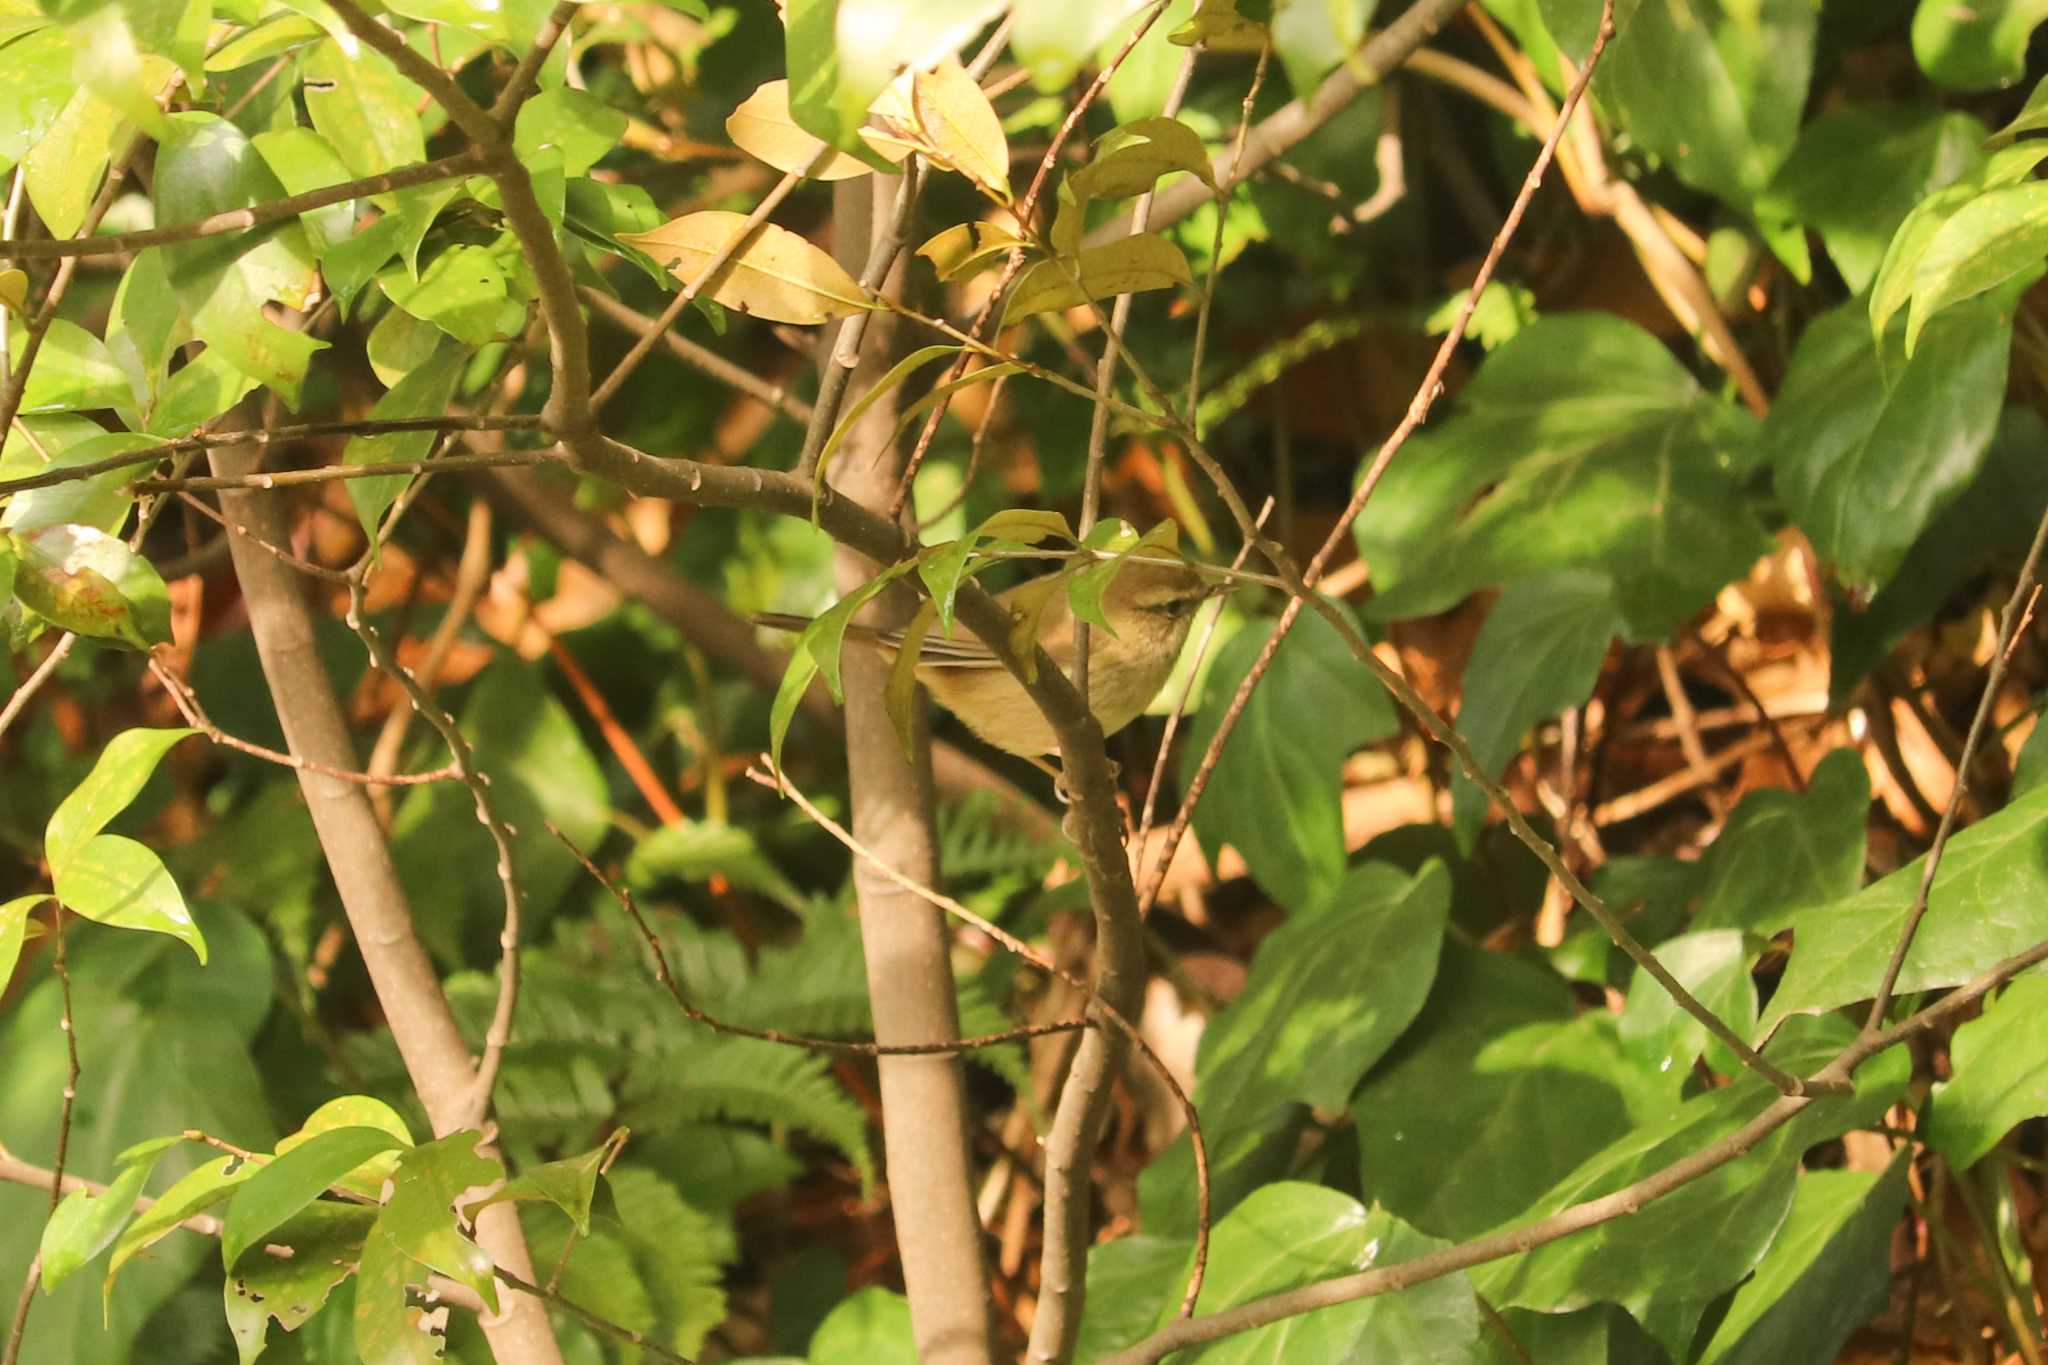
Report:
792,163,923,481
884,0,1175,520
579,286,813,424
3,908,78,1365
1101,923,2048,1364
750,764,1214,1320
131,448,556,493
549,823,1088,1060
1865,501,2048,1028
150,657,460,786
490,0,579,123
0,153,488,259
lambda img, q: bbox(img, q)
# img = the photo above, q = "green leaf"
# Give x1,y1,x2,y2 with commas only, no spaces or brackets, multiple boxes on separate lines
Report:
1013,0,1133,90
515,88,625,178
154,112,324,405
1003,232,1192,324
463,1138,615,1237
221,1126,405,1271
145,348,258,439
1869,143,2048,347
1476,1014,1908,1355
628,821,809,913
0,893,45,997
1271,0,1377,99
276,1095,414,1199
1991,72,2048,145
809,1286,915,1365
1692,748,1869,933
782,0,1005,165
380,245,520,346
385,0,510,45
1354,947,1665,1239
23,87,121,238
1765,296,2010,592
1,425,157,535
1912,0,2048,90
0,26,78,171
1767,782,2048,1015
1757,105,1986,294
1831,408,2048,707
37,1143,167,1291
1923,974,2048,1168
1357,314,1768,638
1697,1160,1911,1365
13,317,130,414
301,35,423,178
0,905,275,1363
1179,1186,1479,1362
45,724,193,874
1546,0,1814,206
768,646,819,776
915,506,1072,630
341,341,466,539
1450,569,1620,842
1076,1235,1195,1360
225,1200,375,1365
810,344,960,506
250,126,360,257
52,833,208,963
1142,862,1449,1234
364,1132,503,1324
1616,928,1758,1087
203,12,321,71
1181,605,1398,910
105,1154,255,1311
1904,179,2048,352
11,523,171,647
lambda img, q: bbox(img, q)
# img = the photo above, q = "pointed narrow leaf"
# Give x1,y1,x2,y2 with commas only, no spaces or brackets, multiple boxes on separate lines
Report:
886,598,939,760
1904,179,2048,353
810,344,960,513
39,1143,169,1292
462,1134,623,1237
0,893,46,997
222,1126,406,1271
107,1154,257,1311
46,726,199,871
769,648,820,774
621,211,872,325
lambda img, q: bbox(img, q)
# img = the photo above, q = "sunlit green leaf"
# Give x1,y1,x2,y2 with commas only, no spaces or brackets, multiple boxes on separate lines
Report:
10,524,172,648
1924,974,2048,1168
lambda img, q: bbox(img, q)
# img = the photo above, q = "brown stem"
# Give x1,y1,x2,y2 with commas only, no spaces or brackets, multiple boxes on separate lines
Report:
0,153,486,259
2,909,76,1365
819,174,994,1365
206,430,562,1365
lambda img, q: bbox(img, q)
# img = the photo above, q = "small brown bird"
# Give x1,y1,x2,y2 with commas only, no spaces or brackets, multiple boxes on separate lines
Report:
754,555,1217,758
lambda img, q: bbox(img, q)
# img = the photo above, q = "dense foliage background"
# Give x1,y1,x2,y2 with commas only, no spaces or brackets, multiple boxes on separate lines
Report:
4,0,2048,1361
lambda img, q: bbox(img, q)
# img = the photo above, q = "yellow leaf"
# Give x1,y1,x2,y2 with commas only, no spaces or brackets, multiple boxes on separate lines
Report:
1073,117,1217,200
620,211,873,326
916,220,1027,281
912,60,1012,204
0,269,26,316
726,80,874,181
1171,0,1269,49
1005,233,1193,324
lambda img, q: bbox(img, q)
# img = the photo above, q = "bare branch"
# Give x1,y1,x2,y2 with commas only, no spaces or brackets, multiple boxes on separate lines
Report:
579,286,813,424
0,153,487,260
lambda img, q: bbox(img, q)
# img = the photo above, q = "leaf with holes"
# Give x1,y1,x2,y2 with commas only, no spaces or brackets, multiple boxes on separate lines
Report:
916,220,1027,281
621,211,872,325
